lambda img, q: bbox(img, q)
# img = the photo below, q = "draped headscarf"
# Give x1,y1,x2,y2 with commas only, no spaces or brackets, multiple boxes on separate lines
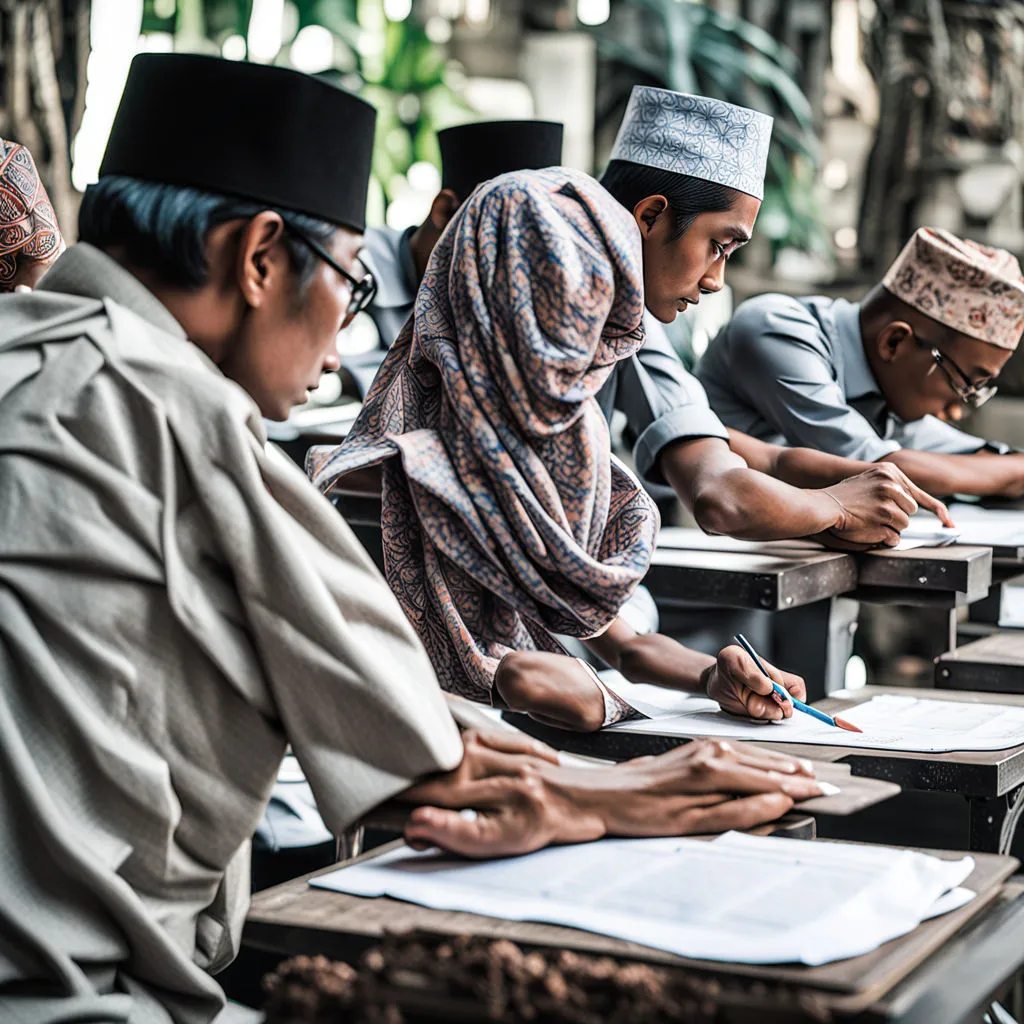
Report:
0,139,63,290
309,168,660,700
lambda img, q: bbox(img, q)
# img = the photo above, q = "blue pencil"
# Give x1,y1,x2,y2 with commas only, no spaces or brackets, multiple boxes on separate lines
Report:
733,634,863,733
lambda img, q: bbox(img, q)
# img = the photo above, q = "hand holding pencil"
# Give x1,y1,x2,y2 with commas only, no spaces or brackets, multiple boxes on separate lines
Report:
702,641,808,723
732,634,862,734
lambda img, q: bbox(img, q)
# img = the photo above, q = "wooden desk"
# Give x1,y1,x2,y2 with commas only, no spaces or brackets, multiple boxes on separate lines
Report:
507,686,1024,854
856,545,992,603
646,532,990,689
937,632,1024,694
968,569,1024,628
654,529,993,605
245,842,1021,1024
645,544,857,611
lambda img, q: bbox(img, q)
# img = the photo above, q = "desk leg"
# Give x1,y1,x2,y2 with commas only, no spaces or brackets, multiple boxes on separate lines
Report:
969,787,1024,854
772,597,858,701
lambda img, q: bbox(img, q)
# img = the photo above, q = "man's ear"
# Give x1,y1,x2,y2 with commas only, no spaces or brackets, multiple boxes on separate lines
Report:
235,211,288,309
633,195,669,238
429,189,460,232
875,320,914,364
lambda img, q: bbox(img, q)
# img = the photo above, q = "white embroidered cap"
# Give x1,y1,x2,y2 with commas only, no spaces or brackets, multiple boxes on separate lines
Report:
610,86,773,200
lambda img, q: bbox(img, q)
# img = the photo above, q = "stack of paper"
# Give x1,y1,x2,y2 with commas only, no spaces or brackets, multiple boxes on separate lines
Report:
312,831,974,966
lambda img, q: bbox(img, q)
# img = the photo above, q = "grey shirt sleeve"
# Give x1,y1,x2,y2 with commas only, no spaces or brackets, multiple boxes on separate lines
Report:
717,297,902,463
890,414,989,454
613,314,729,487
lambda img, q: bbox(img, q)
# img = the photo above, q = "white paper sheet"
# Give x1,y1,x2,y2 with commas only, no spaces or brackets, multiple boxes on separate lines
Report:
605,691,1024,753
597,670,696,719
311,831,974,966
894,531,960,550
903,505,1024,550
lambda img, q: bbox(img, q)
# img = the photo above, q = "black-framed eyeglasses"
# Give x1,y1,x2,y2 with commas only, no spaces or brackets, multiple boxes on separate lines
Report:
916,336,998,410
284,222,378,328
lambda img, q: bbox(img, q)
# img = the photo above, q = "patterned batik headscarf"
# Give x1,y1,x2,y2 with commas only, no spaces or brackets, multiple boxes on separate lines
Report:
0,139,63,291
308,168,660,700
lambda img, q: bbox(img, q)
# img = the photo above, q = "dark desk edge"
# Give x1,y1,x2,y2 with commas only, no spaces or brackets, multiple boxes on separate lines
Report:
866,881,1024,1024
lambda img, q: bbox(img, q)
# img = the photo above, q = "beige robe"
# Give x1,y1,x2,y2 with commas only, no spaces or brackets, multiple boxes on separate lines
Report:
0,244,463,1023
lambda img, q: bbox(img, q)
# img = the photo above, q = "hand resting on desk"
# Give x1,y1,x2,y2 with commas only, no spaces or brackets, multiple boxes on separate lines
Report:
396,728,820,858
816,463,953,551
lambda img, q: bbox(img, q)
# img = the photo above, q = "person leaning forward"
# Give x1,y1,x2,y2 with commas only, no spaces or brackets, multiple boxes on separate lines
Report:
307,91,948,738
0,54,822,1024
697,227,1024,498
348,92,949,552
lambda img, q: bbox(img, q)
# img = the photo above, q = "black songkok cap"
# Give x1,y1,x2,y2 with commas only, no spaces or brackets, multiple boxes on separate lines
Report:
438,120,564,200
99,53,376,233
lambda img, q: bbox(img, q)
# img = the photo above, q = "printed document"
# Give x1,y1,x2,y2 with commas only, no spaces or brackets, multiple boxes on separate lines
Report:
312,831,974,966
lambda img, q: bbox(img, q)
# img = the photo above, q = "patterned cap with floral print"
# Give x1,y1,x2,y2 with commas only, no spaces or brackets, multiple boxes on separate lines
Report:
882,227,1024,350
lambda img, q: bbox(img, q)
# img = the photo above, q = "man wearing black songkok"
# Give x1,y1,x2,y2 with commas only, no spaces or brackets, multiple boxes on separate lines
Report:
0,54,822,1024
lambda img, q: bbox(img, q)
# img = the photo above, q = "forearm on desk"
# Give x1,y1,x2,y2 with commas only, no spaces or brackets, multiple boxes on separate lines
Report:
584,618,715,693
881,447,1024,498
727,428,872,489
659,437,841,540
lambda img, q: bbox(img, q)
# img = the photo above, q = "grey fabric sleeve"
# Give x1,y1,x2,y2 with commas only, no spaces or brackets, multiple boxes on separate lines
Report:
719,297,901,462
891,414,989,454
616,316,730,487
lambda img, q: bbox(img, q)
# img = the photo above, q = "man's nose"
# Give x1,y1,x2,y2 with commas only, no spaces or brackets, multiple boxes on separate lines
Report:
700,259,726,294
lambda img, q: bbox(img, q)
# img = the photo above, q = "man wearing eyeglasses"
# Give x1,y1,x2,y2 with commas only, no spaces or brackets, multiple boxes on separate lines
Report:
0,54,829,1024
697,227,1024,498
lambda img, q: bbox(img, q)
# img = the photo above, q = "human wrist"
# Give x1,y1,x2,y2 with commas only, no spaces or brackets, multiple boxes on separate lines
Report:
698,660,716,697
817,488,848,531
538,766,613,841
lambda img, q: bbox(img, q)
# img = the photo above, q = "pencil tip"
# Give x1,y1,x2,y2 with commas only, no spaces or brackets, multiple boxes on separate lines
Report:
834,717,863,734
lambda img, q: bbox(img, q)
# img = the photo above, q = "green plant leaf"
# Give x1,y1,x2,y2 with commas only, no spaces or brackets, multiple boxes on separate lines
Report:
700,6,800,78
696,39,813,128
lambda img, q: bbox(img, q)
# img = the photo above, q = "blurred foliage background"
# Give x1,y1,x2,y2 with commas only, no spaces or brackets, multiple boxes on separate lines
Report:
3,0,829,266
589,0,827,262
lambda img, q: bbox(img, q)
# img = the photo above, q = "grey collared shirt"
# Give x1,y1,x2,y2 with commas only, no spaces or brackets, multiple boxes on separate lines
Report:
599,310,729,491
696,294,992,462
0,243,462,1024
348,227,729,491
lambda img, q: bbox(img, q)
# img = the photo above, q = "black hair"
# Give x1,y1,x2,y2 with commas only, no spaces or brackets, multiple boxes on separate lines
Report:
78,176,337,292
599,160,739,241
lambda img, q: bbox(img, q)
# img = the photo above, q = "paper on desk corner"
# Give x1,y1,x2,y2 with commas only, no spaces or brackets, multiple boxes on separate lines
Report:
609,693,1024,754
597,670,703,718
311,831,975,967
906,506,1024,549
894,530,960,550
922,886,975,921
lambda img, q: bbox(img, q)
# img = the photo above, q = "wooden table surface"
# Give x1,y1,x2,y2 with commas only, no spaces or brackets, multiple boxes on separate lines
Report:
244,839,1019,1021
644,529,993,610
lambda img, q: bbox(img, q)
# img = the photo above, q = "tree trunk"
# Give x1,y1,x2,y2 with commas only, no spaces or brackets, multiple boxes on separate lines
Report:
0,0,90,241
